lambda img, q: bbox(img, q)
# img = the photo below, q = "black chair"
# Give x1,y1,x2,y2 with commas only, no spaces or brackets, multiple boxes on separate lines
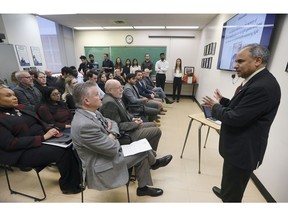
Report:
1,164,47,202
72,146,134,203
121,95,147,120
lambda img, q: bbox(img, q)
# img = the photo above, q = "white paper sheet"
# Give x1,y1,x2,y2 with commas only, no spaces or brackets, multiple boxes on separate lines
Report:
121,138,152,157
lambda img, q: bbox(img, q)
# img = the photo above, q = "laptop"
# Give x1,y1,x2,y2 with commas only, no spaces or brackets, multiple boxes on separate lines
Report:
202,105,222,125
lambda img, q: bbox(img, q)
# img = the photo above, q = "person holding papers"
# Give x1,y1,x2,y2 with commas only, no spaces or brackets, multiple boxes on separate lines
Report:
0,84,81,195
71,81,171,197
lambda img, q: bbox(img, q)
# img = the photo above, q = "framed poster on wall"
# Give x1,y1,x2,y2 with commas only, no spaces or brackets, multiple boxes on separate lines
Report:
15,45,30,66
30,46,43,66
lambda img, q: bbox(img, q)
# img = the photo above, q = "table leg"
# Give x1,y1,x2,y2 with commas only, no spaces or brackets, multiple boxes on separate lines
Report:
180,118,194,158
204,126,211,148
198,123,204,174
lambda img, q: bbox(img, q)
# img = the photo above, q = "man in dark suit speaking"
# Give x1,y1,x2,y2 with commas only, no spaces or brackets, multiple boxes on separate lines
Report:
202,44,281,202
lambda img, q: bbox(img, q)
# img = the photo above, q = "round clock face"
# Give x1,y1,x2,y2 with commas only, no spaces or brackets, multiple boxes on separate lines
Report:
125,35,133,44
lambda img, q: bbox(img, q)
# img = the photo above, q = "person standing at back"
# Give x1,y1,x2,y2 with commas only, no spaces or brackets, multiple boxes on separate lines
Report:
130,58,141,74
123,58,131,77
114,57,124,75
102,53,114,73
78,55,93,80
88,54,99,71
172,58,183,103
155,53,169,91
141,53,153,77
202,44,281,202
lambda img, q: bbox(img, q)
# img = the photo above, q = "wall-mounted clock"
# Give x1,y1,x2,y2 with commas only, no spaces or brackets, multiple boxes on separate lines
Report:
125,35,133,44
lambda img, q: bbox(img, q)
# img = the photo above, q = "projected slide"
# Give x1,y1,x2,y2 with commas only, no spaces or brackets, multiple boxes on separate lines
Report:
217,14,276,71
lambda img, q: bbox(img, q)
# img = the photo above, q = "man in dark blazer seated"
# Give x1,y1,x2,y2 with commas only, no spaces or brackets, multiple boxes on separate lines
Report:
202,44,281,202
71,81,169,197
100,79,172,163
123,73,161,123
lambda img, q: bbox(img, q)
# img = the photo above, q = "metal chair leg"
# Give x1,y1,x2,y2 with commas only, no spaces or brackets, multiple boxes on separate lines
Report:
4,166,46,202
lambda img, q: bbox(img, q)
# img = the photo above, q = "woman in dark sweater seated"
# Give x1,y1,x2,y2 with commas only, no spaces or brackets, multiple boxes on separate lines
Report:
0,85,81,194
38,87,73,131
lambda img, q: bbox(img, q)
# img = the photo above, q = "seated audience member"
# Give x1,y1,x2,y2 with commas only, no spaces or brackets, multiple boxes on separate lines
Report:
9,71,18,90
101,79,172,155
33,71,49,96
0,85,81,194
38,87,73,131
13,71,42,112
135,70,166,115
56,66,75,94
70,65,84,84
106,72,114,80
97,72,107,93
114,68,126,85
71,82,171,196
86,70,105,99
142,69,174,104
62,76,78,110
44,69,57,87
123,73,161,123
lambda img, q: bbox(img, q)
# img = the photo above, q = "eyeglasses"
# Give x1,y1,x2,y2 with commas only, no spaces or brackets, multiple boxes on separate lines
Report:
20,76,33,79
51,92,61,96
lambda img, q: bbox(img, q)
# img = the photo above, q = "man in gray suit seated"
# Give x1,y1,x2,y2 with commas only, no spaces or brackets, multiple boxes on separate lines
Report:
71,81,169,197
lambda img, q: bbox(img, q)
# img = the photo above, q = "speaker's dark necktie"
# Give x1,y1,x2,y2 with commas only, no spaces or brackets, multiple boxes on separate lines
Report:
234,83,243,95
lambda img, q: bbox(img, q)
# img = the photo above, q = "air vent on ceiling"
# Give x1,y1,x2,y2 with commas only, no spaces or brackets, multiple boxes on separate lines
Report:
114,20,125,24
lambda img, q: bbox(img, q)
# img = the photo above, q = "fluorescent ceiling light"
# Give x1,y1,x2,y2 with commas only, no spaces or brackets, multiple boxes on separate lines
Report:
134,26,165,29
103,26,133,30
166,26,199,29
74,27,103,30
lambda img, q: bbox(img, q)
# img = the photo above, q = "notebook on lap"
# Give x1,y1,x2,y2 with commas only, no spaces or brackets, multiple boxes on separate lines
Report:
42,128,72,148
202,105,222,125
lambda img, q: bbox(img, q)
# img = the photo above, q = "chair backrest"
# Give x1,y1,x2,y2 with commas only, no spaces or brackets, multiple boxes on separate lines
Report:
122,94,146,118
72,146,84,202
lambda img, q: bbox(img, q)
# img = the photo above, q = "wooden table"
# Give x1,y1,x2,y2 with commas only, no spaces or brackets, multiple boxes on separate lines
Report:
180,113,221,174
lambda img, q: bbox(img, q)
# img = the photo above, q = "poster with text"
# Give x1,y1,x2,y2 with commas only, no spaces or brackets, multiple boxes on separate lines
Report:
15,45,30,66
30,46,43,66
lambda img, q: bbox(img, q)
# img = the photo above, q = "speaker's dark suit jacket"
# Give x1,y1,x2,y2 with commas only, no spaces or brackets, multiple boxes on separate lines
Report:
212,68,281,170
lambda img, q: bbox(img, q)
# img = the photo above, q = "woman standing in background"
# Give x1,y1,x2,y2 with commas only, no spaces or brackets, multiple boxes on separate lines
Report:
123,58,131,77
172,58,183,103
130,58,141,74
114,57,124,75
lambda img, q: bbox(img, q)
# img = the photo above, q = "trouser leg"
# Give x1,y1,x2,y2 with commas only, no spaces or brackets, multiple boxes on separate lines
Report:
17,145,81,191
125,152,153,187
220,160,252,202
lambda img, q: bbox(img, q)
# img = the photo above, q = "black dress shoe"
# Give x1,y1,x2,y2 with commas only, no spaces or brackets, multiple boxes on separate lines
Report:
62,186,84,195
165,98,174,104
151,155,173,170
137,186,163,197
212,186,222,199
